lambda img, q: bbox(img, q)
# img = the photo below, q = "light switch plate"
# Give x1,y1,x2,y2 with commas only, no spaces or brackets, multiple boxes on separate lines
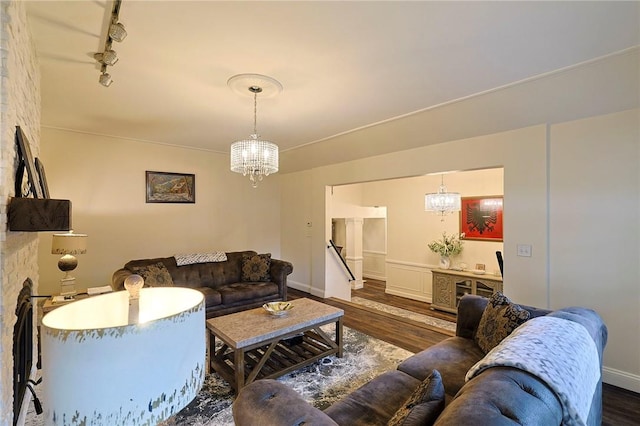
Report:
517,244,532,257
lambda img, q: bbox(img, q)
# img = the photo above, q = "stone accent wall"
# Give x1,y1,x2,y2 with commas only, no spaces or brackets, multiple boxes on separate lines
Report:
0,1,41,425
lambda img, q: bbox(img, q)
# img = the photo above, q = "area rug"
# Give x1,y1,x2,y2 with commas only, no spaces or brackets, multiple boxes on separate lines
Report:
350,296,457,333
26,326,412,426
164,325,412,425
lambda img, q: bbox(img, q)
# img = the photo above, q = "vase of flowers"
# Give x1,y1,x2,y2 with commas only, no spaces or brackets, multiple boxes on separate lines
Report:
428,232,464,269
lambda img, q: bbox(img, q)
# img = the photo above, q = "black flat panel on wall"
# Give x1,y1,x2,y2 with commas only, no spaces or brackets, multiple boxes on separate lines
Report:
8,197,71,231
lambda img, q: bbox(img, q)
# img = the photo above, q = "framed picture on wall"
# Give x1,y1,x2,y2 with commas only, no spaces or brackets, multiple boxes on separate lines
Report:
35,157,50,198
459,196,503,241
15,126,44,198
145,171,195,203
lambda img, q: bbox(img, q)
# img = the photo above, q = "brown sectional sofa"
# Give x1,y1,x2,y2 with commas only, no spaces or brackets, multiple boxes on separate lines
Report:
112,250,293,318
232,294,607,426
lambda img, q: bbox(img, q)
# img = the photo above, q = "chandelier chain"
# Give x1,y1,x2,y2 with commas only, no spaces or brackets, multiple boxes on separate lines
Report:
253,91,258,135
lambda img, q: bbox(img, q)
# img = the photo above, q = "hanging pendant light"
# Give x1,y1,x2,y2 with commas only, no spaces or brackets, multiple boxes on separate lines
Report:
425,174,461,219
229,74,281,188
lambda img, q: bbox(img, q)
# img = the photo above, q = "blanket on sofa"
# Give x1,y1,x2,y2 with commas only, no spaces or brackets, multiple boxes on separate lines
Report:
174,252,227,266
466,316,600,426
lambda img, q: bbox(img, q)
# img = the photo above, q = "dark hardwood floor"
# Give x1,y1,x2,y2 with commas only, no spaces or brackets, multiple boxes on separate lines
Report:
288,279,640,426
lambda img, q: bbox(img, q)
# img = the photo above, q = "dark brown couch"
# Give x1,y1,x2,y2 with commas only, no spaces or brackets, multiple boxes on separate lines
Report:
112,250,293,318
232,294,607,426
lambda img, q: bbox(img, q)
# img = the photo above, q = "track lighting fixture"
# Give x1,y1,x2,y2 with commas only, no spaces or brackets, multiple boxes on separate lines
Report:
93,50,118,66
94,0,125,87
99,65,113,87
108,22,127,42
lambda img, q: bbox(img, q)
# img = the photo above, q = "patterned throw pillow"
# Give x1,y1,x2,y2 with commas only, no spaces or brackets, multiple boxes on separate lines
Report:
241,253,272,282
475,291,530,354
129,262,174,287
387,370,445,426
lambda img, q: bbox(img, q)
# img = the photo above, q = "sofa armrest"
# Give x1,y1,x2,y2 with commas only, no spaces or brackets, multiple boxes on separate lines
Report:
112,268,132,291
232,379,338,426
270,259,293,301
456,295,489,339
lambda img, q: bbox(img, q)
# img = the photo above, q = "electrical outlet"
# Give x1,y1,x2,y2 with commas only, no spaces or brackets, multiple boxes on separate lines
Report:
517,244,532,257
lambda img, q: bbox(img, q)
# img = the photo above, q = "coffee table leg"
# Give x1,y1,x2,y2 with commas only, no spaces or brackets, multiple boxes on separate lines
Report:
235,348,245,391
336,317,343,358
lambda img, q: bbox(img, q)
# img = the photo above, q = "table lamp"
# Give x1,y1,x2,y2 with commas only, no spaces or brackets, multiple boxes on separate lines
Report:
51,231,87,296
41,287,205,424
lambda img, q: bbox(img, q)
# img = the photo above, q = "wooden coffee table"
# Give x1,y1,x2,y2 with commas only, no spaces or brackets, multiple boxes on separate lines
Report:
206,298,344,392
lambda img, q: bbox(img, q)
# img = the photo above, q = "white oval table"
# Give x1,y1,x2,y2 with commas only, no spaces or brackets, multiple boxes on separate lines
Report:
41,287,205,425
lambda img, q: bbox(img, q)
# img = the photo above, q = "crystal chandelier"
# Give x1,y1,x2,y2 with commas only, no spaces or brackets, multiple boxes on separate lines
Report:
229,75,280,188
425,174,461,219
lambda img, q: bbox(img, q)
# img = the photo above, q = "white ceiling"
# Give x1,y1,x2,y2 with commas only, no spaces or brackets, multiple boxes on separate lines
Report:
26,1,639,156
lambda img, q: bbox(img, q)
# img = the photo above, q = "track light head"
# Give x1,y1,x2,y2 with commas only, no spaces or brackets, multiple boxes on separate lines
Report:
95,0,125,86
99,72,113,87
93,50,118,66
109,22,127,42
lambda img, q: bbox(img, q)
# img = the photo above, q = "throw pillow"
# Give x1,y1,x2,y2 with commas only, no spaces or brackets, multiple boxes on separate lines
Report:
241,253,272,282
387,370,445,426
129,262,174,287
475,291,530,354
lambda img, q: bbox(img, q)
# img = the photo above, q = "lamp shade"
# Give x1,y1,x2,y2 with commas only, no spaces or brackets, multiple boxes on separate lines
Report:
41,287,205,424
51,232,87,255
424,192,461,212
425,175,461,216
230,135,279,187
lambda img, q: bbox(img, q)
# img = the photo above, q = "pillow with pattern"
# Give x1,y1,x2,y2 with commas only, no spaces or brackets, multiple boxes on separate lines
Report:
129,262,174,287
474,291,530,354
387,370,445,426
241,253,272,282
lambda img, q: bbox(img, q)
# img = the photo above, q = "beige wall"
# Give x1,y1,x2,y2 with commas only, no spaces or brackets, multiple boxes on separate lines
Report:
279,110,639,392
36,128,281,296
328,169,504,301
32,48,639,395
361,169,504,269
281,124,546,302
549,109,640,391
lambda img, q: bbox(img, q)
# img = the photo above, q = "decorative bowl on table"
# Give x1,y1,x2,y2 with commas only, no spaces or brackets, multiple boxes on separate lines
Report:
262,302,293,316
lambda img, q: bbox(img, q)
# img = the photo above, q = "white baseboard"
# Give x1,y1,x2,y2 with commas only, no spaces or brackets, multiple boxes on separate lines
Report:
287,281,325,298
603,366,640,393
363,274,386,281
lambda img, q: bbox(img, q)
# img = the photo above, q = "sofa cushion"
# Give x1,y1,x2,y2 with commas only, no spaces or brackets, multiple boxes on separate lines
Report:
474,291,530,354
433,368,562,426
387,370,445,426
196,287,222,306
241,253,272,282
324,370,421,426
218,282,279,304
129,262,174,287
397,337,485,398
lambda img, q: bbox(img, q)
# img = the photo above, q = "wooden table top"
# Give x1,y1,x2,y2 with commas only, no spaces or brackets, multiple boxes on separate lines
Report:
206,298,343,349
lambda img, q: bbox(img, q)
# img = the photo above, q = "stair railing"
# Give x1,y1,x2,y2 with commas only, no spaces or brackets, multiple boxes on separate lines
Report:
328,239,355,282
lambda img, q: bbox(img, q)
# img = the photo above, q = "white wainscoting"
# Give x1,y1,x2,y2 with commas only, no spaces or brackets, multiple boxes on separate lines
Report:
363,250,386,281
385,259,437,302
